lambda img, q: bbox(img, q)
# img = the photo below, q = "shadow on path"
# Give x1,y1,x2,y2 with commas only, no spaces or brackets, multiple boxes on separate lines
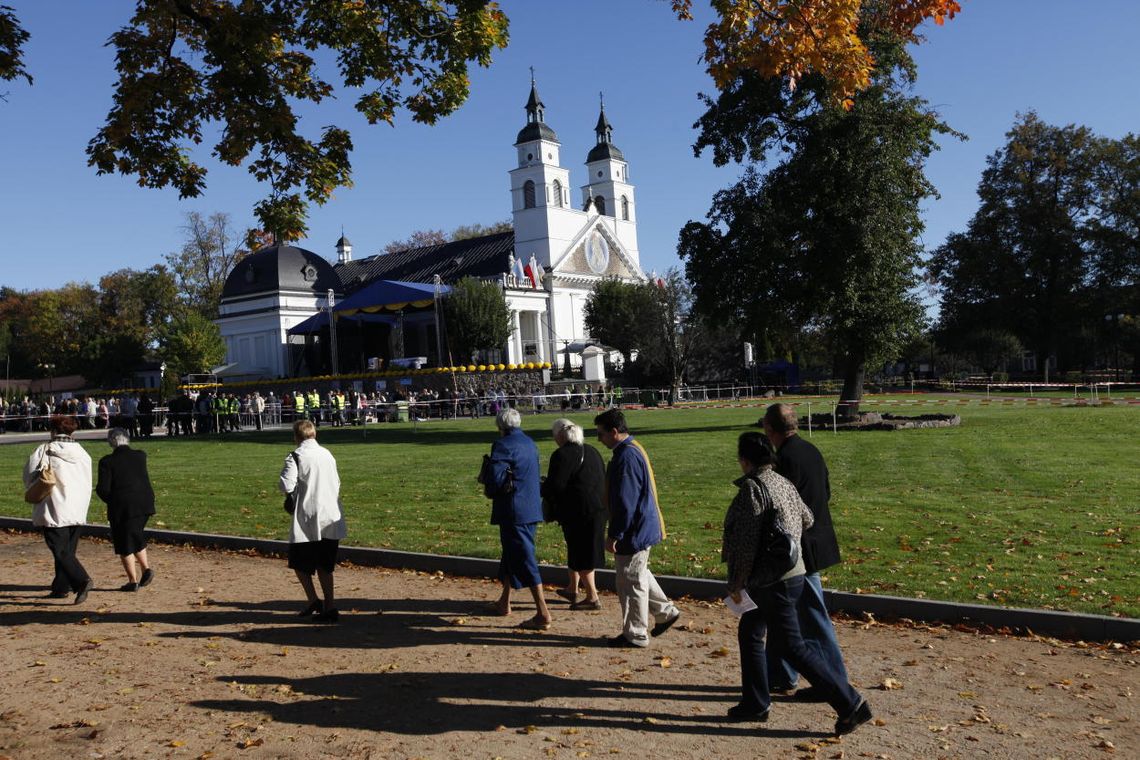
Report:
193,670,824,739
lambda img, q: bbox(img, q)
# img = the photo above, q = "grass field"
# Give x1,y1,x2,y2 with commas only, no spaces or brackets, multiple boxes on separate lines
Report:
3,395,1136,618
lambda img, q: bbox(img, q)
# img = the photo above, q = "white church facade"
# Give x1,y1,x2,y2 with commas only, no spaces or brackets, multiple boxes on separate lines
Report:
216,81,646,378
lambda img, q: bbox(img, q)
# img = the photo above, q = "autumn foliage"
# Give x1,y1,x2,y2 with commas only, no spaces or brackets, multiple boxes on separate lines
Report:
672,0,961,106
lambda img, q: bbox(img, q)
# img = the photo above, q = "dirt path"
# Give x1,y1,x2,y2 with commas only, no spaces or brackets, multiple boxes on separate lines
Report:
0,531,1134,759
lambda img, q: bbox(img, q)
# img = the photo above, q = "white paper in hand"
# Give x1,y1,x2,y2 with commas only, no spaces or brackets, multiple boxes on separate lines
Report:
724,589,758,617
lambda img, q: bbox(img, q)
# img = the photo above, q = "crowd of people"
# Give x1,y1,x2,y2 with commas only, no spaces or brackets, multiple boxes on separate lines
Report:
2,394,160,436
2,377,623,439
19,401,872,737
472,404,872,735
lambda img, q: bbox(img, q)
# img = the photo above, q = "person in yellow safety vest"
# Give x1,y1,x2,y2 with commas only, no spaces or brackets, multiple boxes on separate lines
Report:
307,390,321,426
613,385,624,408
294,391,306,421
228,394,241,431
212,393,227,432
332,391,346,427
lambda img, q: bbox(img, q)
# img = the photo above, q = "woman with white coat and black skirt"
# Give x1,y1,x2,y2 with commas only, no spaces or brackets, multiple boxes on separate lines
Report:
280,418,347,623
24,415,94,603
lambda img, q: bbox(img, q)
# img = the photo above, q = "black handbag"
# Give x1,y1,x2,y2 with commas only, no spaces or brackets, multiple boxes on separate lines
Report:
479,454,515,499
282,452,302,514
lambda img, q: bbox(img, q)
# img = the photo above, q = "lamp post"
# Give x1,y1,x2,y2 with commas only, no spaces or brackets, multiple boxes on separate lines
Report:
432,274,444,366
327,289,339,376
1105,313,1124,382
37,362,56,407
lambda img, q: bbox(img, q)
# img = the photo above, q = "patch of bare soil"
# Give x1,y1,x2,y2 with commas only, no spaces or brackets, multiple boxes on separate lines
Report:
0,531,1134,759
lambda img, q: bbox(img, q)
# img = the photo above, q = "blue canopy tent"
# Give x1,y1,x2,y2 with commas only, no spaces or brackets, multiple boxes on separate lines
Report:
333,279,450,317
287,310,395,335
287,280,452,371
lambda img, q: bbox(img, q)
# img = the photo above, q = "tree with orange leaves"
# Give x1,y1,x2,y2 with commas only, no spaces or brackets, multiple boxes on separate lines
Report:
671,0,961,106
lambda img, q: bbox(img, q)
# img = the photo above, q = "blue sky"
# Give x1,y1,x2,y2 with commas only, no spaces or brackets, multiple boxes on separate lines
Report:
2,1,1138,299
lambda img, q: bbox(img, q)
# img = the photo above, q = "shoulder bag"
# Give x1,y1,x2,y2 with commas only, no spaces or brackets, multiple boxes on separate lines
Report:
24,449,57,504
282,452,303,514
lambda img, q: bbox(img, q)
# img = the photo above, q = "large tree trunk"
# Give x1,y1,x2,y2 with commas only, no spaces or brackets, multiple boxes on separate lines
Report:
836,355,865,420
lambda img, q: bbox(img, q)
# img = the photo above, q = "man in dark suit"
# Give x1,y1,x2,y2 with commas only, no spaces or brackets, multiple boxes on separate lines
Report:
762,403,850,699
95,428,156,592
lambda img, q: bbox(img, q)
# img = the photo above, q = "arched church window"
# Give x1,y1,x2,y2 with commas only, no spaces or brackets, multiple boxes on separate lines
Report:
523,180,536,209
621,195,629,221
552,179,563,208
595,195,606,215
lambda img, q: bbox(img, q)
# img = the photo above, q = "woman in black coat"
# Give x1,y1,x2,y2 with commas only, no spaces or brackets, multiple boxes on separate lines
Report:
541,418,607,610
95,428,156,592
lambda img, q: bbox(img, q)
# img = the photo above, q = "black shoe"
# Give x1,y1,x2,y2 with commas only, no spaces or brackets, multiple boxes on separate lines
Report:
74,579,94,605
47,590,70,599
298,601,322,617
119,582,139,592
139,568,154,587
792,686,829,703
650,611,681,637
605,634,644,649
313,608,340,623
726,703,770,723
835,698,873,736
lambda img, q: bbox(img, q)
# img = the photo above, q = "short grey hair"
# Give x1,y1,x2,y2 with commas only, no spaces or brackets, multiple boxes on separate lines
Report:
107,427,130,448
495,407,522,432
552,418,583,445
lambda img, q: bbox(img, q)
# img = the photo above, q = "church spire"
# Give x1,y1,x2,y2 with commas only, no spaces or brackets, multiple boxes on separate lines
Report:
525,67,545,124
594,92,613,144
515,69,558,146
586,93,623,163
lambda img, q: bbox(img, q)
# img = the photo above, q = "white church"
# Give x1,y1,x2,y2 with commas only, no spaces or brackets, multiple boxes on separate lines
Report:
216,80,647,379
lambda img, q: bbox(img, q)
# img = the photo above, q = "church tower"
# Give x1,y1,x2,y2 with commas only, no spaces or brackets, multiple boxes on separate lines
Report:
510,77,581,272
581,98,639,266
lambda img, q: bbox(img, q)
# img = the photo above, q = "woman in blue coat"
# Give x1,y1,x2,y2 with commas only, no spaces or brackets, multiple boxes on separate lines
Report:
482,408,552,629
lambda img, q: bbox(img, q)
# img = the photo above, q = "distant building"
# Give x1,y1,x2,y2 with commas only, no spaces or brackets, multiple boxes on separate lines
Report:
215,80,646,378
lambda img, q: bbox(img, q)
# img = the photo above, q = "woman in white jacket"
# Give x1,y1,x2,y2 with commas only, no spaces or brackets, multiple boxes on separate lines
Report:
280,419,347,623
24,415,94,603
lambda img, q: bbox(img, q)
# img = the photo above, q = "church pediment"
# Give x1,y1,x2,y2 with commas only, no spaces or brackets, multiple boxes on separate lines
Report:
550,222,643,283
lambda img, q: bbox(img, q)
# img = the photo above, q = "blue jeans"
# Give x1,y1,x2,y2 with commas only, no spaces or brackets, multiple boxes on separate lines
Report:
766,572,850,690
738,575,860,715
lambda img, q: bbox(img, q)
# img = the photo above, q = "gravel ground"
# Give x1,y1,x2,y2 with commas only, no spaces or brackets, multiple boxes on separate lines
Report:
0,530,1135,759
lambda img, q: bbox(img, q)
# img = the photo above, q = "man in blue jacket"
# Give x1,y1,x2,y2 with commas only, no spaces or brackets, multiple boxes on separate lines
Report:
484,408,552,630
594,409,681,648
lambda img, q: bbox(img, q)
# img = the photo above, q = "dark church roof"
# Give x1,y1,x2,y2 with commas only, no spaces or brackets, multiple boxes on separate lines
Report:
334,231,515,294
587,142,624,163
221,244,340,300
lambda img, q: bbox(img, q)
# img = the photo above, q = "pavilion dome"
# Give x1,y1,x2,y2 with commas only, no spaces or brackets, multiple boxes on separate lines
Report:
220,244,340,301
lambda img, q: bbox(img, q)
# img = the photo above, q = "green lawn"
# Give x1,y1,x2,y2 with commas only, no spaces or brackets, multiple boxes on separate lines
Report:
3,396,1137,617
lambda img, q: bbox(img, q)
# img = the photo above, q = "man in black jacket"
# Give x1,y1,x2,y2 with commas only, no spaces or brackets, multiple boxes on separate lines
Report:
95,428,156,592
762,403,850,699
